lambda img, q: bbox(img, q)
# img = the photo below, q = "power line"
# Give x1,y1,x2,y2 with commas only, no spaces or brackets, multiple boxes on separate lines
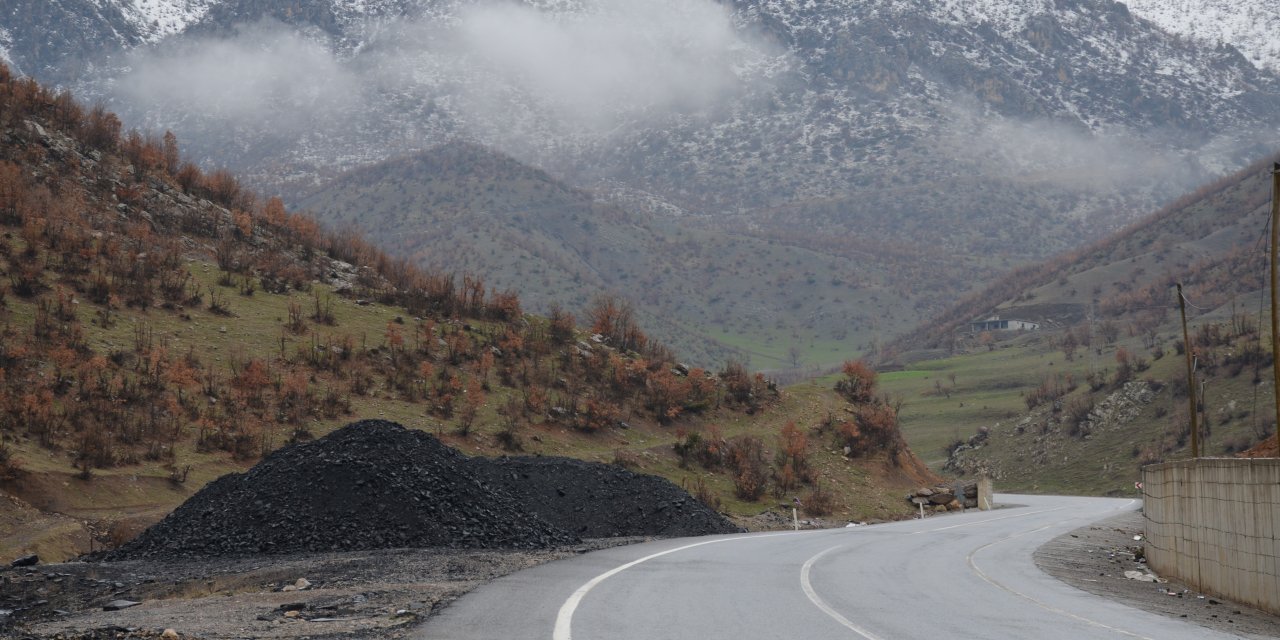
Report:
1177,288,1209,312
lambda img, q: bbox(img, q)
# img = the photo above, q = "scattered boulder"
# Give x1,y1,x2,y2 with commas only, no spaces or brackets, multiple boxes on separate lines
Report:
928,490,955,505
906,482,979,510
1124,570,1162,583
10,554,38,568
102,600,141,611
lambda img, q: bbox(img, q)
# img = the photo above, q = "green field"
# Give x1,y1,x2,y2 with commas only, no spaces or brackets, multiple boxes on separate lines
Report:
881,333,1093,467
704,328,857,372
880,318,1276,495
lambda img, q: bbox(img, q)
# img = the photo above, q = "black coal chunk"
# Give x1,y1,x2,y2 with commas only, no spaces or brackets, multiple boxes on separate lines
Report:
469,456,743,538
104,420,570,560
102,420,740,561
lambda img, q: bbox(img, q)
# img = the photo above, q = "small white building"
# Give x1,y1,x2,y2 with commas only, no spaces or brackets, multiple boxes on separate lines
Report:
969,315,1039,333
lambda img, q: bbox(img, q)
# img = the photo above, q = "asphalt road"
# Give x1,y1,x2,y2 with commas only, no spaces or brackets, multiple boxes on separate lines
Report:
423,495,1239,640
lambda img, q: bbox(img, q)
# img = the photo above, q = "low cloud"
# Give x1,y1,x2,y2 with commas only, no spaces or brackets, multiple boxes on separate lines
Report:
111,0,779,145
114,21,359,134
450,0,769,127
941,100,1220,195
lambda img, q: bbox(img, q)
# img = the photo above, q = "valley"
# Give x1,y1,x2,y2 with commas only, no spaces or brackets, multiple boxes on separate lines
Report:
1,2,1279,637
882,153,1280,494
0,74,933,577
6,0,1280,371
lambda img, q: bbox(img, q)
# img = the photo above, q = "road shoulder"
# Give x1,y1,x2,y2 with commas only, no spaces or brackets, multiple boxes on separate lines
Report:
1034,510,1280,639
1,539,642,639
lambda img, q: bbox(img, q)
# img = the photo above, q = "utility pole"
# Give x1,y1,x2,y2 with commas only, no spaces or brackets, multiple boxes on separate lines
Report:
1178,283,1198,458
1270,163,1280,439
1087,303,1098,376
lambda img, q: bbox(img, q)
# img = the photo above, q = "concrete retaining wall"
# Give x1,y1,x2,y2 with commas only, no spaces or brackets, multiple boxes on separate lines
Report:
1142,458,1280,614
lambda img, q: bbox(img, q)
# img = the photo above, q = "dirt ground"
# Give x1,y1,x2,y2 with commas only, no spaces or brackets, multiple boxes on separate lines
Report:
0,539,641,639
1035,510,1280,638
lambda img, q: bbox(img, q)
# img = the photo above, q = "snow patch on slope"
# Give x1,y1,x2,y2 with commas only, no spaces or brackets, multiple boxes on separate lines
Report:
0,26,14,72
933,0,1055,31
1123,0,1280,71
121,0,214,42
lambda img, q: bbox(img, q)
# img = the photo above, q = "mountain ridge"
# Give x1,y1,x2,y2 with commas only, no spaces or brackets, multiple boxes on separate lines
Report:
1123,0,1280,72
6,0,1279,366
887,151,1279,357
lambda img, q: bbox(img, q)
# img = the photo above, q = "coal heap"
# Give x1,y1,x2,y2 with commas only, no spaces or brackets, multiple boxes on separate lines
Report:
108,420,572,559
470,456,744,538
108,420,741,560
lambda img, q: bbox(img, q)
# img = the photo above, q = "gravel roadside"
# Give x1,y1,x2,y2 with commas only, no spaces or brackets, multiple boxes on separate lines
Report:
1034,510,1280,638
1,539,641,639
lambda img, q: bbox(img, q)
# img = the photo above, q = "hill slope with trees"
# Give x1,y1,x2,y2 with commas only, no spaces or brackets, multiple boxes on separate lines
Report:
296,142,937,371
0,67,935,562
879,154,1279,494
11,0,1280,373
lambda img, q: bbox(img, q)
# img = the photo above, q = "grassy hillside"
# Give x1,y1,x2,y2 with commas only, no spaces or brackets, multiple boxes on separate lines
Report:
294,143,977,372
0,66,934,562
889,155,1279,354
880,156,1279,495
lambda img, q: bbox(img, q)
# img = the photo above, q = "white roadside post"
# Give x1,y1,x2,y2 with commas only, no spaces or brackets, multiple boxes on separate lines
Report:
792,497,802,531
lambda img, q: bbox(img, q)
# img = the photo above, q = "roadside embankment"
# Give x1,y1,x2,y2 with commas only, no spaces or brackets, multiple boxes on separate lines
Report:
1035,510,1280,638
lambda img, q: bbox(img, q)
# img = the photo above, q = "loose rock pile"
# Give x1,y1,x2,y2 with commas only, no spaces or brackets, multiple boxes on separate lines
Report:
107,420,740,560
905,482,979,513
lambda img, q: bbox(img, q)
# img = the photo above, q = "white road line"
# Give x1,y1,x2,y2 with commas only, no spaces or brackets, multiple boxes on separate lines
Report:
800,545,884,640
799,501,1134,637
965,501,1154,640
552,532,799,640
557,500,1140,640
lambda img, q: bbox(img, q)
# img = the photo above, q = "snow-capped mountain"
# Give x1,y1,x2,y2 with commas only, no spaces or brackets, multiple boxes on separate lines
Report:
1123,0,1280,72
4,0,1280,361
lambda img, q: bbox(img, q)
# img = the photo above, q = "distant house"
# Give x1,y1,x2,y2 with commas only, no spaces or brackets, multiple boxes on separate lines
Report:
969,315,1039,333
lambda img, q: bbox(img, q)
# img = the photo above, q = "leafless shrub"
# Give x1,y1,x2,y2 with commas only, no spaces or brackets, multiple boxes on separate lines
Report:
803,480,835,516
612,448,640,469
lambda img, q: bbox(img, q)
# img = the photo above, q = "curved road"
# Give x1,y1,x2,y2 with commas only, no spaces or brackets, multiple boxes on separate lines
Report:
423,495,1233,640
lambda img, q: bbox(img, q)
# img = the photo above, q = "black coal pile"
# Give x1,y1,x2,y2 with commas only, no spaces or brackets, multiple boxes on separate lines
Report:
470,456,744,538
106,420,740,561
106,420,572,560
